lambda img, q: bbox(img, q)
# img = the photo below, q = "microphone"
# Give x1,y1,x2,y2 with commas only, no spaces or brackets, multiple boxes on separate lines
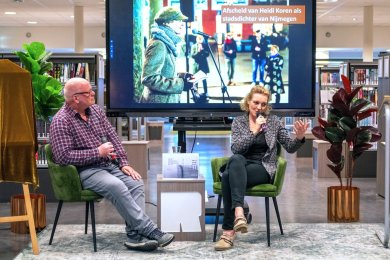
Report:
256,112,267,132
192,29,213,39
101,136,120,166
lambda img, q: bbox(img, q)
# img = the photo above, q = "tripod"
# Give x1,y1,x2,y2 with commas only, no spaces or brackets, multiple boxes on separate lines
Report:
203,36,232,104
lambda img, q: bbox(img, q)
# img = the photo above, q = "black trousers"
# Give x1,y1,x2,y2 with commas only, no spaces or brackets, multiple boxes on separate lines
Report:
221,154,270,230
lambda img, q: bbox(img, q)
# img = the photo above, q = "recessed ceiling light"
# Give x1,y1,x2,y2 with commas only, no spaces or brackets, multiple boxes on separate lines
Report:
70,15,74,18
5,12,16,15
27,21,37,24
353,17,357,21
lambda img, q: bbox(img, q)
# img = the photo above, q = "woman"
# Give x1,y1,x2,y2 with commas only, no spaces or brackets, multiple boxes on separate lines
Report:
214,86,309,251
140,7,192,103
264,45,284,104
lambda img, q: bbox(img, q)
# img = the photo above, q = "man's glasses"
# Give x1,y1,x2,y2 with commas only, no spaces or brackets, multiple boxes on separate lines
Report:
73,88,95,97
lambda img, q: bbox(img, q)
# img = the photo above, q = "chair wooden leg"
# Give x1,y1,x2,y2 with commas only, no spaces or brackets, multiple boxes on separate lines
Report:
49,200,63,245
85,201,89,234
265,197,270,247
213,195,222,242
272,197,283,235
90,201,97,252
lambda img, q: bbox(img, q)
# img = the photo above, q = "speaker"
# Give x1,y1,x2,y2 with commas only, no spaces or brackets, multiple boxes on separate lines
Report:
180,0,195,22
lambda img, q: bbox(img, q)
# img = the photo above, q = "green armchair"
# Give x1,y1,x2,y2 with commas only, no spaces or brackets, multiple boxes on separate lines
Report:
45,144,103,252
211,155,287,246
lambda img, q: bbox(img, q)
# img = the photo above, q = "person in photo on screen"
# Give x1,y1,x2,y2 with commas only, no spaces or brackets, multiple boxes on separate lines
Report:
222,32,238,86
264,45,285,104
50,78,175,252
191,35,210,100
140,7,193,103
251,29,270,86
214,86,308,251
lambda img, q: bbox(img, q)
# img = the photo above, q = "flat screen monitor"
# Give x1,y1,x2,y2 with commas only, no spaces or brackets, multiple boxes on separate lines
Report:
106,0,316,117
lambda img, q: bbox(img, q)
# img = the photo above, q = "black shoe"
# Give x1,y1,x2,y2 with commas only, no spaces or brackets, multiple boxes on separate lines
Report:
148,228,175,247
124,236,158,251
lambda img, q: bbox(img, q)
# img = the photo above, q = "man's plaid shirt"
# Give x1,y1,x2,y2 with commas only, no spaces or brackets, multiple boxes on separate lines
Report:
49,103,129,168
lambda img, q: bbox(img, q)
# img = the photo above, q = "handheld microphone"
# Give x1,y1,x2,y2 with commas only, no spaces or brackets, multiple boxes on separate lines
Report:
256,112,267,132
192,29,213,39
101,136,120,166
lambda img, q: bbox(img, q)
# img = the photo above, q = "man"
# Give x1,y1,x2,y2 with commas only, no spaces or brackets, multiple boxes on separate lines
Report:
141,7,193,103
222,32,237,86
251,29,269,86
49,77,174,252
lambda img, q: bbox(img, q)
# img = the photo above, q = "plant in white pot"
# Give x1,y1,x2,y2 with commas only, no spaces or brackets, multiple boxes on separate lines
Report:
312,75,382,222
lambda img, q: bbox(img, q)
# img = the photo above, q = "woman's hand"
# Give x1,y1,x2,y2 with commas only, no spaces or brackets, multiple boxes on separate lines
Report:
121,165,142,180
293,119,310,140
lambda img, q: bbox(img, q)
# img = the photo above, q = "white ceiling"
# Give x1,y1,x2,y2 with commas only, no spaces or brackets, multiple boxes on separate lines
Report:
0,0,390,27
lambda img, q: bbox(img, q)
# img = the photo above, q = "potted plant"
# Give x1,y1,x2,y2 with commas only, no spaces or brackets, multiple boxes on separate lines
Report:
312,75,382,222
15,42,64,122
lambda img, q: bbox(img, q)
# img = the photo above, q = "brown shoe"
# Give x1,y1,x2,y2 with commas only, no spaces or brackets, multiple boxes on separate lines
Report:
233,216,248,233
214,233,235,251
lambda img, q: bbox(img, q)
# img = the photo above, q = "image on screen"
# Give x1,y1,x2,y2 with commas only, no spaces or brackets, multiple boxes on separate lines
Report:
106,0,315,117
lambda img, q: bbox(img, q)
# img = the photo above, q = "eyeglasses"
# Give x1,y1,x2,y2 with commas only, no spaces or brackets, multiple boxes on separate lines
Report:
73,88,95,97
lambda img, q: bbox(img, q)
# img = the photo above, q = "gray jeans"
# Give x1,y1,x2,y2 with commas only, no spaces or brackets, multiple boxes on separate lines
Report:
79,163,156,239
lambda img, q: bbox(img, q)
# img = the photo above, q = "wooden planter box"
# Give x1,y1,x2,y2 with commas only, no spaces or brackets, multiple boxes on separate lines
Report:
10,193,46,234
327,186,360,222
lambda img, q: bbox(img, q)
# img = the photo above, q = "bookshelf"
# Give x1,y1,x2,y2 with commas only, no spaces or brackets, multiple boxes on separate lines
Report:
0,53,105,167
318,66,340,119
339,61,378,127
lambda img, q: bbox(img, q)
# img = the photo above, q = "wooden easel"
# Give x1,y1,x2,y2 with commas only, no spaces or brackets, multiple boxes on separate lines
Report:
0,183,39,255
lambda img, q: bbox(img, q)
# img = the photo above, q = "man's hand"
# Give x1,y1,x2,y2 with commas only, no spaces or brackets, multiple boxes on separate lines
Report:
121,165,142,180
98,142,114,157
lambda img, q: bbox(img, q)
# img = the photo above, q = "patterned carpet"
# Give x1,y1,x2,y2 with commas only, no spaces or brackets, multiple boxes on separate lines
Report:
15,223,390,260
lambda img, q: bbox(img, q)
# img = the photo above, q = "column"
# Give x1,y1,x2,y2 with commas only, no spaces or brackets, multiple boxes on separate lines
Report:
74,5,84,53
363,6,373,62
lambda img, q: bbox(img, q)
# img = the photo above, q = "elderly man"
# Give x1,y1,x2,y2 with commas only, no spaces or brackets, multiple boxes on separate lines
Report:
49,77,174,251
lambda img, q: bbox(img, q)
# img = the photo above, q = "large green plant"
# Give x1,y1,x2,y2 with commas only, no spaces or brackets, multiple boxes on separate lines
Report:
15,42,64,121
312,75,382,188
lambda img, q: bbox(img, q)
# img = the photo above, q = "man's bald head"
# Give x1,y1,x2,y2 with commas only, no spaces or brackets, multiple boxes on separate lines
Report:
63,77,90,102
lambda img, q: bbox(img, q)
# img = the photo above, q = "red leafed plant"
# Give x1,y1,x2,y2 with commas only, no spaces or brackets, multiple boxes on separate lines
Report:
312,75,382,188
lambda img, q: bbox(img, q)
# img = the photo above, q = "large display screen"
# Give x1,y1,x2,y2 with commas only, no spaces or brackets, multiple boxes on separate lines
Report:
106,0,316,117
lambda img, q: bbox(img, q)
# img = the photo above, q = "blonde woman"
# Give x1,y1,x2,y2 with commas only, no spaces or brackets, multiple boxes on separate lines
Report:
215,86,308,251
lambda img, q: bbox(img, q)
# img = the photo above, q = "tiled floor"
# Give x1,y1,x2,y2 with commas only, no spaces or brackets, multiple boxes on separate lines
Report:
0,122,385,259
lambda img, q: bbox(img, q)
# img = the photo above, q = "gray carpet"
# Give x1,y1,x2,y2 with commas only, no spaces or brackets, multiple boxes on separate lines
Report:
15,223,390,260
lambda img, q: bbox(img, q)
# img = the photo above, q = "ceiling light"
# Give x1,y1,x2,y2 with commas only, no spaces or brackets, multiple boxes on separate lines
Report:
353,17,357,21
27,21,37,24
5,12,16,15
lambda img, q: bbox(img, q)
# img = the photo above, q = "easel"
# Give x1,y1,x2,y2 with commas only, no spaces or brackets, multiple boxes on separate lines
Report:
0,184,39,255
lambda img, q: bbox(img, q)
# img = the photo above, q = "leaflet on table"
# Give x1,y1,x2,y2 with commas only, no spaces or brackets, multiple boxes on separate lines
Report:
162,153,199,179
